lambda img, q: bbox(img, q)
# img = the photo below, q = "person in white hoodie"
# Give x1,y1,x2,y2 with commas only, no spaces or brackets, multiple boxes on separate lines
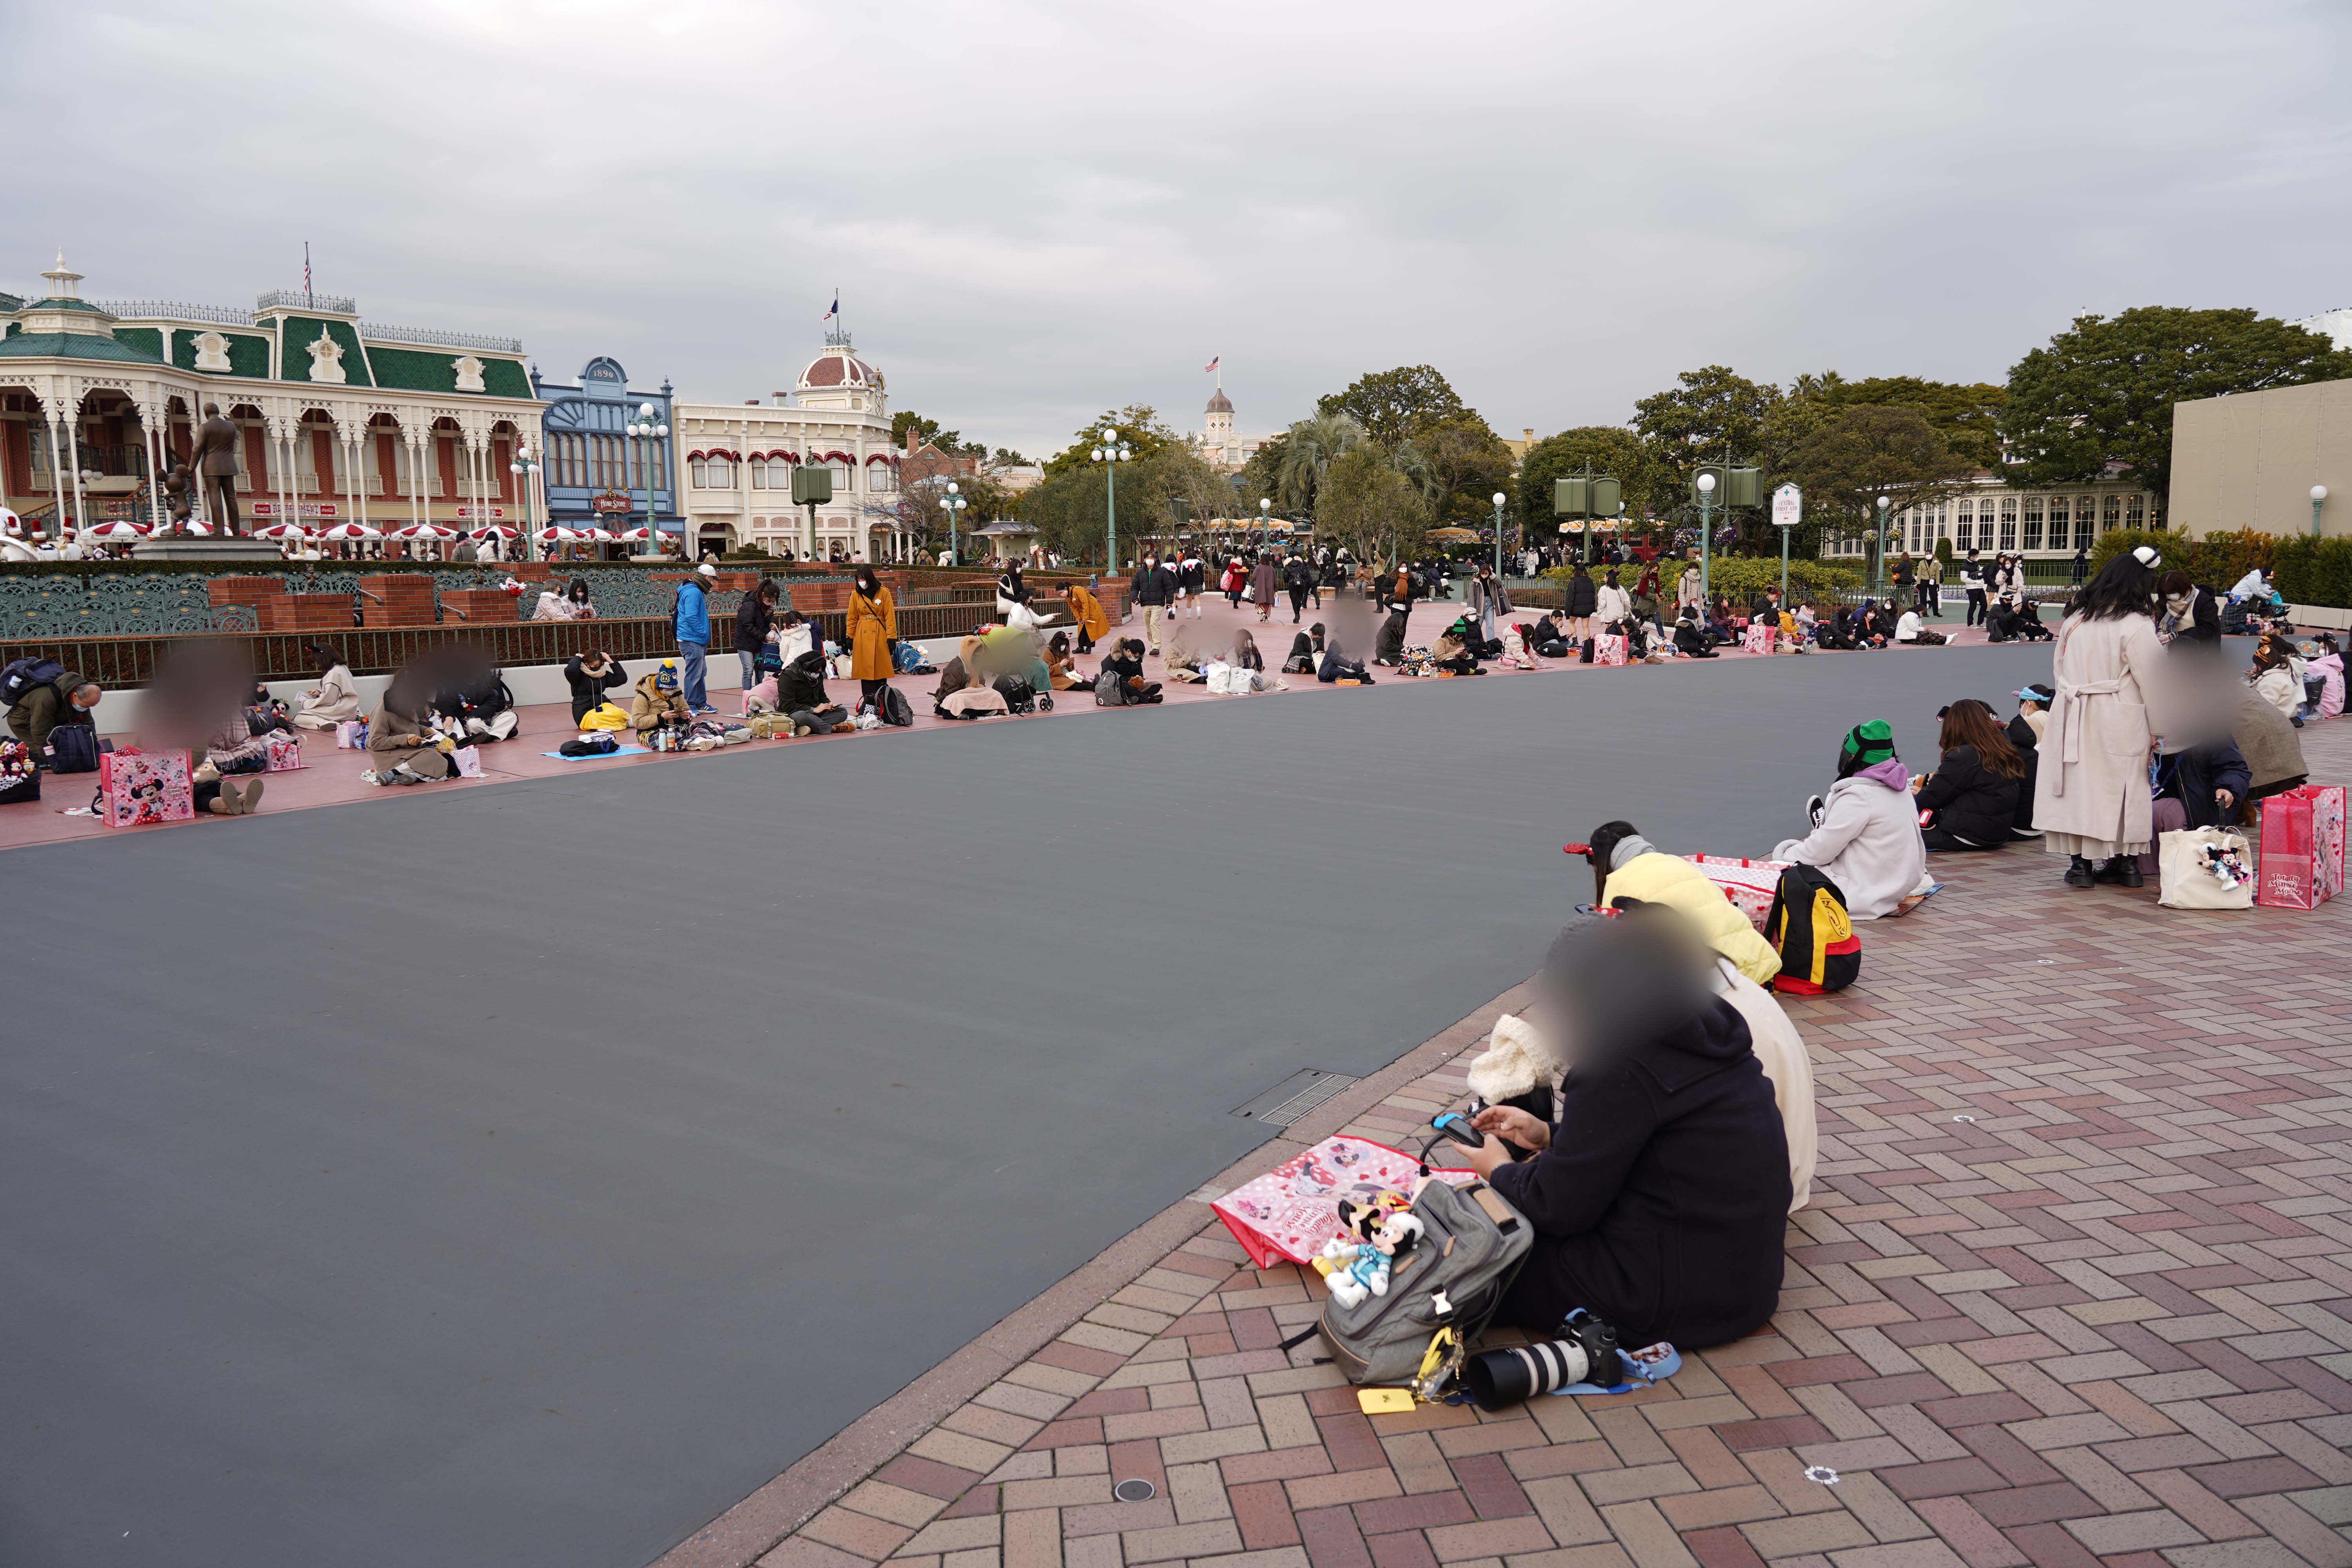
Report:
1593,568,1633,628
1772,719,1927,919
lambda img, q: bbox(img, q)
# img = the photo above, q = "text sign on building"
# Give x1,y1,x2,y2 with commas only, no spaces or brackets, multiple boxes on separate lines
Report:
251,501,341,519
1772,484,1802,529
455,507,508,520
590,490,632,514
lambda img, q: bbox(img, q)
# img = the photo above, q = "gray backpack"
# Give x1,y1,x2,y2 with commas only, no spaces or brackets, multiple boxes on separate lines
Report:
1289,1174,1532,1389
1094,669,1127,707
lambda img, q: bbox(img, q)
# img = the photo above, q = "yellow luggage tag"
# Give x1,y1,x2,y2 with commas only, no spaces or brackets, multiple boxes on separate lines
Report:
1356,1388,1417,1414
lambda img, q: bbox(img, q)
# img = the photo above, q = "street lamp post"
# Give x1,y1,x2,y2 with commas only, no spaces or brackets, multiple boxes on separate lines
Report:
1091,427,1131,567
508,438,539,564
2312,485,2329,538
1875,494,1891,597
625,402,669,559
1695,471,1717,606
1258,496,1272,548
1491,492,1507,578
940,482,967,563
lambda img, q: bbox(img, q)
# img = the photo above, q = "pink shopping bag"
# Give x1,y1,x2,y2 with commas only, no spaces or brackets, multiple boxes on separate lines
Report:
1214,1136,1477,1268
2255,784,2346,910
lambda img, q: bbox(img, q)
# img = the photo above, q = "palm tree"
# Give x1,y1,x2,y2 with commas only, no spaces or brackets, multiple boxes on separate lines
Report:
1275,413,1365,513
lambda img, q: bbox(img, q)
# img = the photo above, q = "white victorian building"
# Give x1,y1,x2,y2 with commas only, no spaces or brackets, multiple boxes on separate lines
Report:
1195,377,1269,473
0,252,544,537
670,329,911,561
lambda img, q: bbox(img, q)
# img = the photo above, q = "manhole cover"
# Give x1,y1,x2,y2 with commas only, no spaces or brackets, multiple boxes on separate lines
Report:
1231,1069,1359,1127
1113,1479,1157,1503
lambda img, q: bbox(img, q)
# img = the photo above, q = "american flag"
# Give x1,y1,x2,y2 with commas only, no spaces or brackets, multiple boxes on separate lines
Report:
1203,355,1219,374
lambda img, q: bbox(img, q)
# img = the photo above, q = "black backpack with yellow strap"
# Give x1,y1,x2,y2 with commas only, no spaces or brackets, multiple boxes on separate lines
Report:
1764,864,1860,995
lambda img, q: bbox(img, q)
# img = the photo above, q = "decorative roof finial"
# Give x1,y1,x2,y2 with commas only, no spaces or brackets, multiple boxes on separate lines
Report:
41,248,83,299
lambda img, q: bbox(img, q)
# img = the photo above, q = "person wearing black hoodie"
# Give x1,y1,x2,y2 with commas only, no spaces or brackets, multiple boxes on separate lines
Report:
1913,699,2024,851
1455,910,1789,1351
563,650,630,725
2005,684,2049,839
733,578,782,692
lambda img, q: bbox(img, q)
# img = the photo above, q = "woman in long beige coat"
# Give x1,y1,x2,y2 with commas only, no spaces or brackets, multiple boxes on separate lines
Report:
2034,548,2179,889
846,566,898,710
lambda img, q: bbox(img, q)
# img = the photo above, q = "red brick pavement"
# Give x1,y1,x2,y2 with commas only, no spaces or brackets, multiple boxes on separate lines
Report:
688,727,2352,1568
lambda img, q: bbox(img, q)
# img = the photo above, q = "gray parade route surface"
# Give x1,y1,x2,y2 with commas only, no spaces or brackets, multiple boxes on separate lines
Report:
0,645,2054,1568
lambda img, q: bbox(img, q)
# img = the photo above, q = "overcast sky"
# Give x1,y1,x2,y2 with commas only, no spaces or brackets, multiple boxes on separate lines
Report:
6,1,2347,458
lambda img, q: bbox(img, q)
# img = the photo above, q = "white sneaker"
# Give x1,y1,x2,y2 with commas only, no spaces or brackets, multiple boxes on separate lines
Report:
1804,794,1826,827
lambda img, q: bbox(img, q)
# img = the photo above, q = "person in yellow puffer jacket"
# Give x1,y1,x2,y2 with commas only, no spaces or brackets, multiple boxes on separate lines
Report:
1575,820,1780,986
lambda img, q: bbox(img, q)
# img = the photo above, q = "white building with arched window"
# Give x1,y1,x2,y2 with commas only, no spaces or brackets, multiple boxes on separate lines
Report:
669,329,909,561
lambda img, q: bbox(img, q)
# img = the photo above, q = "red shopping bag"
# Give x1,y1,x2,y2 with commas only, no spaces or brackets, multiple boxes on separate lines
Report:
1742,621,1775,655
1593,633,1628,668
2255,784,2346,910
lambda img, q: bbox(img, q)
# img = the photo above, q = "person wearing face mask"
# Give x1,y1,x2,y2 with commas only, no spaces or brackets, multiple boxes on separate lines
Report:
1129,552,1178,656
1452,909,1791,1350
5,665,102,765
846,566,898,710
2155,570,2220,652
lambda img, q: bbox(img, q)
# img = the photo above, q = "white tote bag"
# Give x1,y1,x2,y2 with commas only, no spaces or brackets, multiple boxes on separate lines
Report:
2156,827,2254,910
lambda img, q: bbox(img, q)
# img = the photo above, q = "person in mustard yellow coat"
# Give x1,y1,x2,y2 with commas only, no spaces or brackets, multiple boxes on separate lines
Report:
1063,581,1110,653
847,566,898,710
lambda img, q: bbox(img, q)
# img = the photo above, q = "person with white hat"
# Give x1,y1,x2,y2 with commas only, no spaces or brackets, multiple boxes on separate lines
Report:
674,562,717,713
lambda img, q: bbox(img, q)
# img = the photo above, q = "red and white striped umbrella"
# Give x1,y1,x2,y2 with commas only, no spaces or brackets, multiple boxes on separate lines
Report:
316,522,383,541
394,522,460,541
84,520,150,539
609,526,652,542
533,526,584,543
468,525,521,541
253,522,312,540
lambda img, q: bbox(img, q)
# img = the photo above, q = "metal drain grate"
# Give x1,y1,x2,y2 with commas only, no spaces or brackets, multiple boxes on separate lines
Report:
1231,1069,1359,1127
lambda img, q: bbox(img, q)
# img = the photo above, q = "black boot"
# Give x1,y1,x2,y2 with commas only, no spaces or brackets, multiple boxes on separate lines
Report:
2065,855,2096,889
2095,857,2145,889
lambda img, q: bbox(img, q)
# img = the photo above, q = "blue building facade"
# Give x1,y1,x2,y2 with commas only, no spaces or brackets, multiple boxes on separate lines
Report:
530,356,679,539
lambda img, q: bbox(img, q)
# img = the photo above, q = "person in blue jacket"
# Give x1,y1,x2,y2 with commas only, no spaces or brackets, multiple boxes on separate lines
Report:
674,562,715,713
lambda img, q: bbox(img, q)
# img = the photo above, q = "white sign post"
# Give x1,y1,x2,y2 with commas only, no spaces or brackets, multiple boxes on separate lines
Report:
1772,484,1801,601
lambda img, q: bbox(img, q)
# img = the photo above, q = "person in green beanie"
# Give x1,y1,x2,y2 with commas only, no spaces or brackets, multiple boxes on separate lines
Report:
1769,720,1928,918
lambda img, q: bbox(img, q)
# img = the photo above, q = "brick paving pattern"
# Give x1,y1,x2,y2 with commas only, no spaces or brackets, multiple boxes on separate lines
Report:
732,731,2352,1568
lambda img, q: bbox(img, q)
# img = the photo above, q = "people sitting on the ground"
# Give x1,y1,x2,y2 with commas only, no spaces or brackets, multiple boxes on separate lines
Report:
775,648,830,714
1857,601,1896,648
1100,638,1163,704
430,655,519,742
1429,624,1483,675
532,577,596,622
1578,820,1780,985
1771,720,1928,918
2006,684,2050,839
1913,700,2023,852
631,662,692,734
5,662,101,766
1705,596,1738,646
1894,607,1945,645
1528,613,1571,658
2250,634,2303,723
2234,681,2308,801
288,641,362,730
1671,608,1716,659
1044,632,1089,691
1452,910,1791,1350
1230,628,1265,673
362,667,456,786
1317,630,1374,684
1283,626,1321,674
1373,607,1410,666
1813,605,1858,651
1164,626,1216,683
2226,566,2276,606
191,702,270,816
1794,601,1820,642
563,649,628,726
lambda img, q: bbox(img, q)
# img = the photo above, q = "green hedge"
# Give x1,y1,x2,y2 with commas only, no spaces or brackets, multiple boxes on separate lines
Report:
2086,527,2352,608
1545,557,1862,604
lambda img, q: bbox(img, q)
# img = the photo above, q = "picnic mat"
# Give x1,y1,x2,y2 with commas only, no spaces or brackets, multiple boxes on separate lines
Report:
1887,879,1944,917
1214,1135,1479,1268
542,746,651,762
